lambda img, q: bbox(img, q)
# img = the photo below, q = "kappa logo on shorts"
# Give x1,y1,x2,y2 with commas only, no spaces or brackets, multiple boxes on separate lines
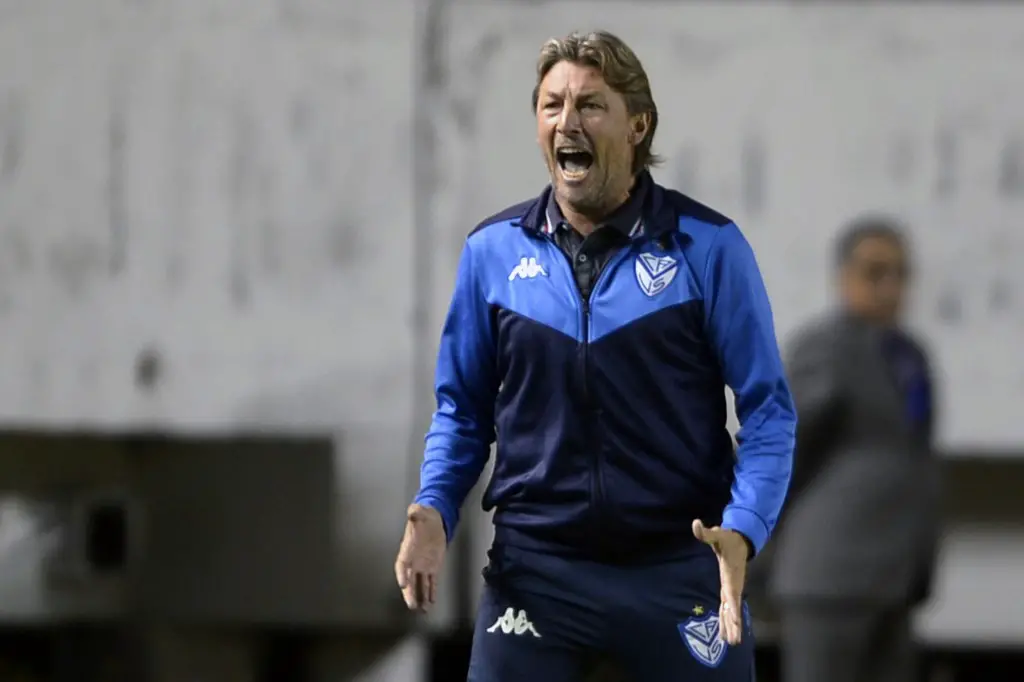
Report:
635,252,679,297
486,607,542,637
679,611,727,668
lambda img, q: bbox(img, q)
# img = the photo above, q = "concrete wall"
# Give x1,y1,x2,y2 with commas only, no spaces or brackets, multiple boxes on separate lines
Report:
1,4,1021,442
0,0,417,434
432,1,1024,451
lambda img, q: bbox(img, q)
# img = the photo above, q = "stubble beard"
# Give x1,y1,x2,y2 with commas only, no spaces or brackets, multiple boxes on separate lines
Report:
554,167,614,219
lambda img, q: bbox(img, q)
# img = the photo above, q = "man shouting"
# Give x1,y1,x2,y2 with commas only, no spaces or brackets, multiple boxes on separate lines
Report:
396,30,796,682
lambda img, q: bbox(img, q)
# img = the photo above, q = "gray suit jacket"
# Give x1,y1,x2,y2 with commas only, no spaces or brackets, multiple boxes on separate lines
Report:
767,312,941,605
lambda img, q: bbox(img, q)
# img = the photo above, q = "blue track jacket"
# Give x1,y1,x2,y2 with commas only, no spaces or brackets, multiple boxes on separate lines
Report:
414,176,796,560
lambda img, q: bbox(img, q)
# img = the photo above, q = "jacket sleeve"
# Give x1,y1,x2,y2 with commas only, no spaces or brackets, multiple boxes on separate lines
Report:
913,339,942,605
920,342,938,448
784,326,845,497
413,239,498,542
703,223,797,555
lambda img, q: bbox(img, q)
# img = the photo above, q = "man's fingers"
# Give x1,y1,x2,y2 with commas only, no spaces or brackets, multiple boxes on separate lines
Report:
414,573,427,611
395,570,441,612
395,549,443,610
691,519,707,542
725,598,742,628
725,618,741,645
721,578,744,643
394,559,410,589
729,612,742,644
720,600,742,645
400,571,433,611
692,519,722,546
395,536,416,607
396,557,423,610
401,579,419,610
429,573,439,605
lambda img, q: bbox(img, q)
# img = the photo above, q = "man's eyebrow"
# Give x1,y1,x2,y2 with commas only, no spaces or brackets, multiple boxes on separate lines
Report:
541,90,605,101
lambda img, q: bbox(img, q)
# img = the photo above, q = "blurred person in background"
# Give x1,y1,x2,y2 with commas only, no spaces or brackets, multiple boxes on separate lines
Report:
394,29,795,682
769,216,941,682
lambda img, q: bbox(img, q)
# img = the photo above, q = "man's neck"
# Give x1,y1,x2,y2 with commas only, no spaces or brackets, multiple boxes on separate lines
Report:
841,305,898,330
556,203,602,236
556,178,634,236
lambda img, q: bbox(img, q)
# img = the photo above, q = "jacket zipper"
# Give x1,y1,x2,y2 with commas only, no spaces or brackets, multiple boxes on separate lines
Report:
545,237,632,533
584,247,632,538
580,295,604,534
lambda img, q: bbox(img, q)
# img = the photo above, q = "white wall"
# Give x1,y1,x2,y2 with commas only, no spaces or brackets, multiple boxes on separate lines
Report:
0,0,416,434
433,1,1024,451
1,3,1021,448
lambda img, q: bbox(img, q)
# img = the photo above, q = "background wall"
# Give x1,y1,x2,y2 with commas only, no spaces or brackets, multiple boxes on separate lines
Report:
0,1,1020,679
3,4,1020,448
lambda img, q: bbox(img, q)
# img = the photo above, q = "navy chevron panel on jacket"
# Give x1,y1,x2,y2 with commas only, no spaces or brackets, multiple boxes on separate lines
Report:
415,178,796,561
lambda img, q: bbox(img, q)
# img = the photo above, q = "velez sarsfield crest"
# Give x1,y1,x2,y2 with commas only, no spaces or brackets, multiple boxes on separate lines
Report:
679,612,728,668
634,252,679,297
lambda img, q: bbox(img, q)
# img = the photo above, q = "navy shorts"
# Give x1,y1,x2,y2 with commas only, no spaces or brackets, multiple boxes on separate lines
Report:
466,543,755,682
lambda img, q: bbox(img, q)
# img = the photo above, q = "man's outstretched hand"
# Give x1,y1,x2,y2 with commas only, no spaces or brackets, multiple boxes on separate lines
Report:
395,504,447,612
692,519,750,645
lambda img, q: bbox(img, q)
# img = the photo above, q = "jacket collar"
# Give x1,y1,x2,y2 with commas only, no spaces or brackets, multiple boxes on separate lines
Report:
516,170,679,238
543,172,649,237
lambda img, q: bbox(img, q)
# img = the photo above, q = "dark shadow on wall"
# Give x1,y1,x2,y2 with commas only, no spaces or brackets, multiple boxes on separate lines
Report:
941,453,1024,522
0,430,344,625
129,434,341,625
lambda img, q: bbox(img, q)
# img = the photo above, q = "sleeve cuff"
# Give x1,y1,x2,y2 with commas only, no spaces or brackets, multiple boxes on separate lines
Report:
721,506,770,557
412,492,456,543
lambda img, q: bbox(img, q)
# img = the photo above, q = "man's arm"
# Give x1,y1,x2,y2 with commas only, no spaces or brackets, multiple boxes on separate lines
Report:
914,338,942,605
703,223,797,556
919,341,938,447
413,239,498,542
784,324,845,495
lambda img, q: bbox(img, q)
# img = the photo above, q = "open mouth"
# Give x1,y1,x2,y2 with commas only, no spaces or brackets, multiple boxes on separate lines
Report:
556,148,593,181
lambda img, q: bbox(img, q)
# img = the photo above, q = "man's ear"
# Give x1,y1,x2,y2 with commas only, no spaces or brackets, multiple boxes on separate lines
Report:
630,112,651,145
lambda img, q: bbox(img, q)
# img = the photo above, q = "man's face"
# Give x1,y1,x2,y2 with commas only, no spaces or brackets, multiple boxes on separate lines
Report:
535,60,644,215
840,235,910,326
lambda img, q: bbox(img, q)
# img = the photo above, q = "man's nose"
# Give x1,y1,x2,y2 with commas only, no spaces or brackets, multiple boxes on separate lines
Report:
878,280,903,302
556,104,582,134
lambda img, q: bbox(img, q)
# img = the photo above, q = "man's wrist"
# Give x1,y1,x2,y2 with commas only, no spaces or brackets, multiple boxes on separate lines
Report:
408,502,450,541
716,527,754,560
737,532,754,559
408,503,441,523
721,506,769,556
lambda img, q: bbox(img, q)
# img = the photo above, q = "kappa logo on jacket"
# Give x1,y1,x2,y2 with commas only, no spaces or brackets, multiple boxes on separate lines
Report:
508,257,547,281
635,251,679,297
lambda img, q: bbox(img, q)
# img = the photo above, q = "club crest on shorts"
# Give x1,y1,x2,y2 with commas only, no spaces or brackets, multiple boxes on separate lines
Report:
635,252,679,297
679,611,727,668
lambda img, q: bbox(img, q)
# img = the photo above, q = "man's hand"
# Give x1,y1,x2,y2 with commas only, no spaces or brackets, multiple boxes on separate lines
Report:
395,504,447,612
692,519,750,645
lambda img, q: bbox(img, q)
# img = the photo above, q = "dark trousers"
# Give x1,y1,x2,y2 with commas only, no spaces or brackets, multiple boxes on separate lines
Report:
467,543,756,682
778,600,916,682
